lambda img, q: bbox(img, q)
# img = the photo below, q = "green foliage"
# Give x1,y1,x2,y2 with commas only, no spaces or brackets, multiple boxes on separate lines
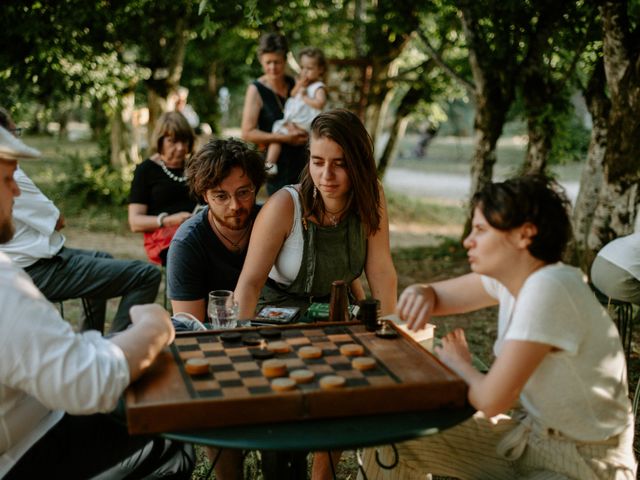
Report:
61,154,134,207
549,108,590,164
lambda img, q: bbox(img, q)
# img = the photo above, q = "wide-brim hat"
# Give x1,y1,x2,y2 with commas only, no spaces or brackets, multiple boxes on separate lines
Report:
0,126,41,160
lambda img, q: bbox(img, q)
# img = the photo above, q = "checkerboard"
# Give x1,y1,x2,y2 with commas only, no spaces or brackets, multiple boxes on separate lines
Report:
126,322,467,435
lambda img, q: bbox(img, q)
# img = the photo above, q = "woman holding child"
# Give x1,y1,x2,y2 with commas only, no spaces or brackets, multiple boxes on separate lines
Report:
364,175,636,479
241,32,318,195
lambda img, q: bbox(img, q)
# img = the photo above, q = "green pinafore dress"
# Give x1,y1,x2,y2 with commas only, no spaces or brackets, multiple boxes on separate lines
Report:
259,187,366,318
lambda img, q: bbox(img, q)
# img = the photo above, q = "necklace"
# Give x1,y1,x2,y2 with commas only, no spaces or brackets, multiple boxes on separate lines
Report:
159,159,186,183
323,205,348,227
210,213,252,251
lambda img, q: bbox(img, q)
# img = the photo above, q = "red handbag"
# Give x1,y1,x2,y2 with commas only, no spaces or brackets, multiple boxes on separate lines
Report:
143,225,179,265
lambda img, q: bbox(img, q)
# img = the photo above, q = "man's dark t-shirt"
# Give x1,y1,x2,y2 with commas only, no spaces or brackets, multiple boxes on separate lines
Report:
166,205,260,303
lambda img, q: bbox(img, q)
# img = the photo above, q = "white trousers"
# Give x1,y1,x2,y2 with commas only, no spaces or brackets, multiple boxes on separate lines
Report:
359,411,636,480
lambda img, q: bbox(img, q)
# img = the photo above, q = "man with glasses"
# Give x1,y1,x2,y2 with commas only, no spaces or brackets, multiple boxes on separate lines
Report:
167,138,266,322
166,138,266,480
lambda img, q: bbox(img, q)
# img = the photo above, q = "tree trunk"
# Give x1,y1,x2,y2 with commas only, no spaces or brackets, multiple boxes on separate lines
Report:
377,84,432,177
377,116,409,179
146,88,166,146
110,92,136,167
571,59,609,270
146,16,190,145
457,1,517,236
586,0,640,253
588,180,638,252
522,119,551,175
521,70,555,175
468,115,501,200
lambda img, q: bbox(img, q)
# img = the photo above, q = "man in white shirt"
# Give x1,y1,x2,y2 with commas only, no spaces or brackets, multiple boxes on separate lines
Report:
0,126,193,478
0,108,161,333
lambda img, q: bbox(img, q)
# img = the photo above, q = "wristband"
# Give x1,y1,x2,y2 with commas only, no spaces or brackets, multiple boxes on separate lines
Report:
157,212,169,227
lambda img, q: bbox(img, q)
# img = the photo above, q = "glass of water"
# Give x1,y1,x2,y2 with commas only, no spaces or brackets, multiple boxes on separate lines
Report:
207,290,239,329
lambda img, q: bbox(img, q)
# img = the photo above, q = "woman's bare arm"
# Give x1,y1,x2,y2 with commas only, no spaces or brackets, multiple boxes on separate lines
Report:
398,273,498,331
363,185,398,316
234,190,295,318
171,299,206,323
302,86,327,110
437,330,552,417
241,83,308,146
128,203,191,233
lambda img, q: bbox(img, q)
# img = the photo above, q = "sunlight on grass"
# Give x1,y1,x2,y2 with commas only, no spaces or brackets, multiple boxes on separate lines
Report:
386,191,465,226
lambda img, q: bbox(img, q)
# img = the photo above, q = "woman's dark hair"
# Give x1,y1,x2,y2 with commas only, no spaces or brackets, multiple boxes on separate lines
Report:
187,138,266,201
151,111,195,155
299,109,381,235
298,47,327,74
257,32,288,58
471,174,573,263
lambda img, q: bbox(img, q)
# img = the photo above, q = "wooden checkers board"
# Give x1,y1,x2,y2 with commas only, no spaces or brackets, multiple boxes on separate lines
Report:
126,322,467,435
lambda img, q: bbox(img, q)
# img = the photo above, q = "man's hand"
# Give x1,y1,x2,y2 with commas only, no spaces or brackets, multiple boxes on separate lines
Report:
396,284,435,331
109,304,175,381
129,304,175,347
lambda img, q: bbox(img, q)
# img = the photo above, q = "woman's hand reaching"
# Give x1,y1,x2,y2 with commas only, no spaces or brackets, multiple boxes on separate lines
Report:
396,284,436,331
435,328,473,377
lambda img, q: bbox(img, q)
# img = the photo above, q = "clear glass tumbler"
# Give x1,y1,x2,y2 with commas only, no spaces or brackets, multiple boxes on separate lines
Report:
207,290,239,329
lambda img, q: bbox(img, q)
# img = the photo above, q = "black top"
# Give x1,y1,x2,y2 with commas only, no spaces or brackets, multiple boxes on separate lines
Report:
166,205,260,302
253,78,307,195
129,159,196,215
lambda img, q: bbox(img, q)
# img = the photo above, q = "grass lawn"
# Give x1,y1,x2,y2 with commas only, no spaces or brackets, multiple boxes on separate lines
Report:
14,134,639,478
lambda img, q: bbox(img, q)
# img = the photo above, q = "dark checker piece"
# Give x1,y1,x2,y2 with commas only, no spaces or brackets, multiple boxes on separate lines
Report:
259,328,281,339
219,332,242,343
242,333,262,346
250,348,274,360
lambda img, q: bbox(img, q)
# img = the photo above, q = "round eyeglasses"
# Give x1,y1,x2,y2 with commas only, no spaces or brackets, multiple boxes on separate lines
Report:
209,186,256,206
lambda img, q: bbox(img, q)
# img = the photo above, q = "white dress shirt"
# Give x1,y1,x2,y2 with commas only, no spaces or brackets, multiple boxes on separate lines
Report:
0,252,129,476
0,167,65,268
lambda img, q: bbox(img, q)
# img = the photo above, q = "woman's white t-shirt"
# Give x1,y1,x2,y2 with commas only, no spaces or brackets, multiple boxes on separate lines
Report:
481,263,631,441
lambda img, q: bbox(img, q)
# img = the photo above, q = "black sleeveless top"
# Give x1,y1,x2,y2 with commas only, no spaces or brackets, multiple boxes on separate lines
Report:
252,77,307,195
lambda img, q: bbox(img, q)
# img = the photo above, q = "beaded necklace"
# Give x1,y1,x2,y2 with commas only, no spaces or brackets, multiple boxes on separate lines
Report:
159,160,186,183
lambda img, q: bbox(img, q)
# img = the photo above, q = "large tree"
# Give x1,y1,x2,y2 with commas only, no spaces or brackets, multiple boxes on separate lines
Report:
455,0,524,199
518,0,595,174
585,0,640,258
572,54,609,269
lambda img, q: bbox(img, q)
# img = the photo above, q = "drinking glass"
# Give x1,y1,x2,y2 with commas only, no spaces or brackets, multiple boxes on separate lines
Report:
207,290,239,329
